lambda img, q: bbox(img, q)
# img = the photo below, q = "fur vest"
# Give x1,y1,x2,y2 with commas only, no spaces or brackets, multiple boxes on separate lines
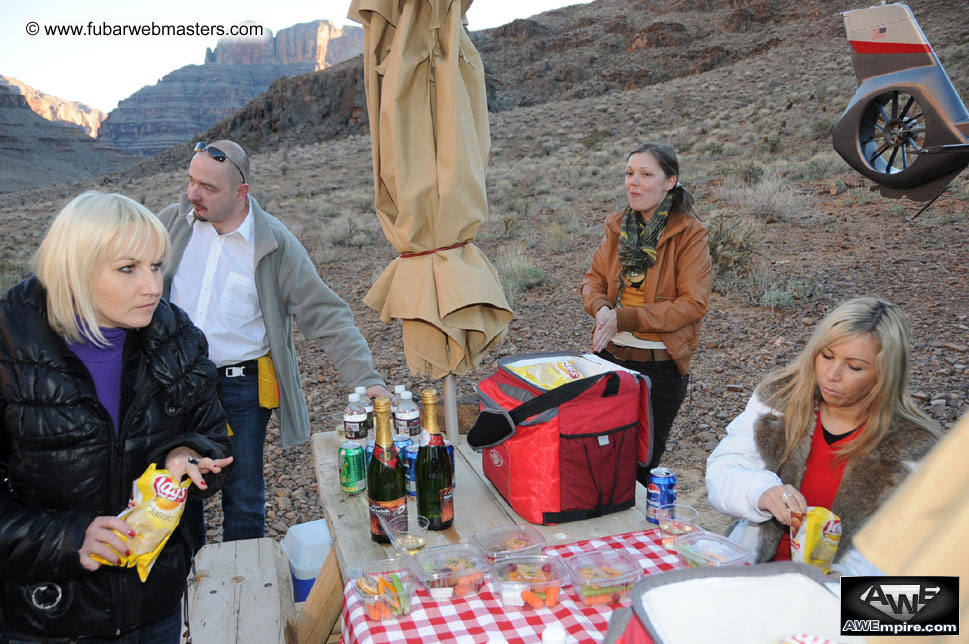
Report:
751,410,936,563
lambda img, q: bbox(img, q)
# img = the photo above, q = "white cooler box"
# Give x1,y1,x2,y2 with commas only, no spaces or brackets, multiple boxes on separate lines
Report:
279,519,333,602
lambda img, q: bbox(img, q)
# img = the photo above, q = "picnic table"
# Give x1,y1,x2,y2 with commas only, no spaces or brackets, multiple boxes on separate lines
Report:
311,428,683,643
340,528,679,644
311,428,656,574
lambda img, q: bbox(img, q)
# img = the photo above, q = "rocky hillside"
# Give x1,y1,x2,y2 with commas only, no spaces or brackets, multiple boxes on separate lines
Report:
97,20,362,157
172,0,853,154
0,85,133,193
1,0,966,541
0,75,106,138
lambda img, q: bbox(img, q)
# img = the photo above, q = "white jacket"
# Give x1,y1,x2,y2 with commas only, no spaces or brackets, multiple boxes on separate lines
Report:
705,393,782,523
706,393,905,575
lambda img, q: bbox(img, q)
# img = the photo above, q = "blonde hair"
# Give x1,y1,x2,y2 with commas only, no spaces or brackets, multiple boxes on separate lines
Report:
35,191,170,346
759,297,939,464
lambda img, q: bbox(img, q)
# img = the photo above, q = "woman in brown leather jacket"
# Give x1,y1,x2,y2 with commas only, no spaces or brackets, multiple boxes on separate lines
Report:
581,142,711,482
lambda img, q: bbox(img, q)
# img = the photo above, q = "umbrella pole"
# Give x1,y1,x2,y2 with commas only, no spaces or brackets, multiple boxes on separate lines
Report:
444,374,459,445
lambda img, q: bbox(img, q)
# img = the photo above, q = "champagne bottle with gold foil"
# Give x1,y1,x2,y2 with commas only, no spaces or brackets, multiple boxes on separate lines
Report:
416,389,453,530
367,397,406,542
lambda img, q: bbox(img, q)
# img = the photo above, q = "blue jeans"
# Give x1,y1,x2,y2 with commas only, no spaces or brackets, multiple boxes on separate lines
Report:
218,371,273,542
0,606,180,643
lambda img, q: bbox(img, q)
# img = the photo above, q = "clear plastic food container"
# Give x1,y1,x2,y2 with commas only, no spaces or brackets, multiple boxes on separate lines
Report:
471,524,546,562
413,543,490,600
348,558,418,621
673,531,754,568
490,554,570,610
565,549,642,606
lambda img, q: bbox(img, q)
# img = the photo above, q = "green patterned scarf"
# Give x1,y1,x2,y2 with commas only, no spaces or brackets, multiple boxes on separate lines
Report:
617,190,673,290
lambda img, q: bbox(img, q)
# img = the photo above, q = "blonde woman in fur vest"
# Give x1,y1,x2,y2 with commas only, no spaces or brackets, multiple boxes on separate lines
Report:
706,297,939,570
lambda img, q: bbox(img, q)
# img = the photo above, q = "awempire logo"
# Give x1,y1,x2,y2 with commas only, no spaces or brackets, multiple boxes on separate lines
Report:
841,576,959,637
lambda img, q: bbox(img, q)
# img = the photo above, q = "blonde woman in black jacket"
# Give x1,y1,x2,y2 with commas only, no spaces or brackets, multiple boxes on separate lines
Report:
0,192,233,642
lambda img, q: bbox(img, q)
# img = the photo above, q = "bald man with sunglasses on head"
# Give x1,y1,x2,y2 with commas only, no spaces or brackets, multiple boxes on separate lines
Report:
158,139,391,543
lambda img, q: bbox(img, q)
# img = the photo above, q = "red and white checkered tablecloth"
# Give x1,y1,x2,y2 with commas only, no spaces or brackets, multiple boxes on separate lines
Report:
340,527,681,644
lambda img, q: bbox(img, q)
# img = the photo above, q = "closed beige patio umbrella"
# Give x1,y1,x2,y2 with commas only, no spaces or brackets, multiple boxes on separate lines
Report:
348,0,512,440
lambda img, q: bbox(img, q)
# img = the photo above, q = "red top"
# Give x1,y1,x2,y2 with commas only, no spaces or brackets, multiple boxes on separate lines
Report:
775,413,858,560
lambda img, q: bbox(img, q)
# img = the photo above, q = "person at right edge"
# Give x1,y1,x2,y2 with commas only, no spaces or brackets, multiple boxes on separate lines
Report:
581,141,711,483
706,297,940,569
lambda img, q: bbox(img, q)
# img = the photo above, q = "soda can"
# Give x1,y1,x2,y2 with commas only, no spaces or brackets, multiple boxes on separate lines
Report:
339,442,366,494
444,439,456,489
364,439,375,470
393,434,413,455
646,467,677,525
404,445,419,497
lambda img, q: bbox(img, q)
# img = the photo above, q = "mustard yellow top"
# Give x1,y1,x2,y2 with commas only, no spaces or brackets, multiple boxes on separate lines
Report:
617,278,663,343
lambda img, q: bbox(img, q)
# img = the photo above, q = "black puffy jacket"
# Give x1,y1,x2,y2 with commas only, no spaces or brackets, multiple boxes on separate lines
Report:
0,277,232,639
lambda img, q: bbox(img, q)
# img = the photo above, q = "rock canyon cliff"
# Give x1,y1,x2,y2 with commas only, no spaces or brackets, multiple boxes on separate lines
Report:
97,20,362,156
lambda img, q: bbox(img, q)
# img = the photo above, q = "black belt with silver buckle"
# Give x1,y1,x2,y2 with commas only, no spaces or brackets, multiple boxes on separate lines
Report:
219,360,258,378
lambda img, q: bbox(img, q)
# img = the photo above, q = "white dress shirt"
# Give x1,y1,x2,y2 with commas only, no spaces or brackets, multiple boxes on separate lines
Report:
170,203,268,367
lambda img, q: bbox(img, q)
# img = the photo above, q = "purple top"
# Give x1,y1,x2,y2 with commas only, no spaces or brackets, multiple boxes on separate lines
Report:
65,327,128,436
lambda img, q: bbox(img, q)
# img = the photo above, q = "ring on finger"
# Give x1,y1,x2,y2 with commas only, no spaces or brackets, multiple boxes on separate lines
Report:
188,457,200,465
781,491,792,503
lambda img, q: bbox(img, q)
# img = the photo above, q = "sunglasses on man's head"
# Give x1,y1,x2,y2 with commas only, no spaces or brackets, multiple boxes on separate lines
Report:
194,141,246,184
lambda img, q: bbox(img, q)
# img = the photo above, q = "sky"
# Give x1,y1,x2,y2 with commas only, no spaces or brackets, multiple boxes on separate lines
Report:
0,0,591,113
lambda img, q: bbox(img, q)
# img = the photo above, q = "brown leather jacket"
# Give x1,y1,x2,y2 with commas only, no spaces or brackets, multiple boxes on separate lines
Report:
581,209,711,375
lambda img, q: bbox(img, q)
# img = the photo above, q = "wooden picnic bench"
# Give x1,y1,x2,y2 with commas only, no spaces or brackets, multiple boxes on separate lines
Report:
185,537,342,644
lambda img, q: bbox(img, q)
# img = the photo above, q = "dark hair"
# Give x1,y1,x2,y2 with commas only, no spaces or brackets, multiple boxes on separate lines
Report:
628,142,696,216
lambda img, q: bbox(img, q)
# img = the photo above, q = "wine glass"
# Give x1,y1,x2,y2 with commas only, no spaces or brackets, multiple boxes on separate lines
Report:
386,514,430,556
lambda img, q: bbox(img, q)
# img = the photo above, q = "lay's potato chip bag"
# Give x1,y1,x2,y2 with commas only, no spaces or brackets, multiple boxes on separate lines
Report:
790,506,841,574
91,464,191,581
507,359,585,390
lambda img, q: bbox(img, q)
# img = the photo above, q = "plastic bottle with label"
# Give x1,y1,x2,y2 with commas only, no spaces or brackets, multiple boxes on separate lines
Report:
391,384,406,416
353,386,374,434
343,393,368,440
394,391,421,437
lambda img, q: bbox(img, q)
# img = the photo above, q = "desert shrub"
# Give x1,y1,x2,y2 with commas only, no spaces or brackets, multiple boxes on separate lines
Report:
812,116,838,140
700,140,725,156
717,263,825,310
794,152,846,181
719,174,813,223
324,214,376,247
720,159,765,186
917,211,968,226
706,210,761,279
842,187,876,206
496,244,545,306
547,222,570,252
0,258,31,294
580,129,613,150
763,135,783,154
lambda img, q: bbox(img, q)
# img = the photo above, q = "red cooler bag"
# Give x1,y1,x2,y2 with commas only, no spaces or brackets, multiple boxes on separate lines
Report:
467,352,652,525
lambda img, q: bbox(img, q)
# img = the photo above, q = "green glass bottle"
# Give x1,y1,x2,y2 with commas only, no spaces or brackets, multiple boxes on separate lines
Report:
416,389,453,530
367,397,406,543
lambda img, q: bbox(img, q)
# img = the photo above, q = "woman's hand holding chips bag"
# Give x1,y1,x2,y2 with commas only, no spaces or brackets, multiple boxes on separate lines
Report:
790,506,842,573
88,464,192,581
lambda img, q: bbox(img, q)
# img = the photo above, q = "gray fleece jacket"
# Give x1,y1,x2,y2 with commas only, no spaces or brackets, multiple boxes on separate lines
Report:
158,194,384,447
